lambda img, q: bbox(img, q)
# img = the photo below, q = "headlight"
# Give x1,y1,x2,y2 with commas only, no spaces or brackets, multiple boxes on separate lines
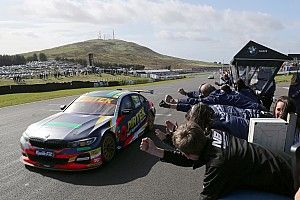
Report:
22,131,30,142
68,137,97,148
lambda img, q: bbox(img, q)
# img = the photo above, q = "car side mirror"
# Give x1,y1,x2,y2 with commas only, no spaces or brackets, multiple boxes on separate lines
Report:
60,105,66,110
122,108,132,115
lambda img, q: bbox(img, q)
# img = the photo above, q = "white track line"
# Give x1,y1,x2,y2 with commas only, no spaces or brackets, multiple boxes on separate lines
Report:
155,113,172,116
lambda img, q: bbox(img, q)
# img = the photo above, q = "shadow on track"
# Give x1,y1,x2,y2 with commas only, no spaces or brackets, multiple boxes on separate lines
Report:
25,124,168,186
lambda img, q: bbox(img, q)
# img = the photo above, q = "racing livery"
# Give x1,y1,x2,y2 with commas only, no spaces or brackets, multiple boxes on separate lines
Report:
20,90,155,170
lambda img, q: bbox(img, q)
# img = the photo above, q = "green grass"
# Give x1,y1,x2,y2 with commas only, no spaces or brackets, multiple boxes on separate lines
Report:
275,74,293,83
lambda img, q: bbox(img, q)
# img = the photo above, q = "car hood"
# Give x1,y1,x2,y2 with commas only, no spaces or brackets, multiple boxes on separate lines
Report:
25,112,113,141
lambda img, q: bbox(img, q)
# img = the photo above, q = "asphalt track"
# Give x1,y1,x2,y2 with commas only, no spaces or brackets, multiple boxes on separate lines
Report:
0,75,289,200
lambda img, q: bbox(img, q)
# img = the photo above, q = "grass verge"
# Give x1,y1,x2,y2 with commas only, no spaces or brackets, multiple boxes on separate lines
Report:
275,74,293,83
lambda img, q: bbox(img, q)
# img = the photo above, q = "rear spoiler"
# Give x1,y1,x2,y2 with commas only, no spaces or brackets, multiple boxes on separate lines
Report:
116,88,154,94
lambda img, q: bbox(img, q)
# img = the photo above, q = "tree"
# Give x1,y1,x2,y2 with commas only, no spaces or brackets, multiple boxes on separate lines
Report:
32,53,38,61
39,53,48,61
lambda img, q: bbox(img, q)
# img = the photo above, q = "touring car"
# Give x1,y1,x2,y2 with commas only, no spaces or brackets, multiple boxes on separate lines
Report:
20,89,155,170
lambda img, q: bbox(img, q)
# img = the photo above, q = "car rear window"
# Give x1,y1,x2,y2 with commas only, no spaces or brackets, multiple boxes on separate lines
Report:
64,96,117,116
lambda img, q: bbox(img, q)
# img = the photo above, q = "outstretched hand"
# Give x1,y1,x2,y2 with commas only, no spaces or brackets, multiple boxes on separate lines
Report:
178,88,186,95
165,120,178,133
140,137,164,158
155,129,167,141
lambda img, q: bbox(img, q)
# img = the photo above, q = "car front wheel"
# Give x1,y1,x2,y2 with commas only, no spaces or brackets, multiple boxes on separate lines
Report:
100,133,116,162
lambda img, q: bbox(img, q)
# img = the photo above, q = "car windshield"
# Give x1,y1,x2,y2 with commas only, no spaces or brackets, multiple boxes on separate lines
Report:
64,95,117,116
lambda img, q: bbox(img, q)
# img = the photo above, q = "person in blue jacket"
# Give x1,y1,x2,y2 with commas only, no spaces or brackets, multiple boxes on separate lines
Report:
162,83,265,110
235,78,260,104
157,103,250,141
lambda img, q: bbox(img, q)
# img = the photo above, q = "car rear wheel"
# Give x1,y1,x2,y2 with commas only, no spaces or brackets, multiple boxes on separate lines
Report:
100,133,116,162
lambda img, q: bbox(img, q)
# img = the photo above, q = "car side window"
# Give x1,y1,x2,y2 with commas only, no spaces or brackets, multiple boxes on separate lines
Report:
139,95,146,104
131,95,142,109
120,95,133,111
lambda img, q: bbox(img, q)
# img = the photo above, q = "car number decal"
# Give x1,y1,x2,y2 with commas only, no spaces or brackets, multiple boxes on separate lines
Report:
36,149,54,157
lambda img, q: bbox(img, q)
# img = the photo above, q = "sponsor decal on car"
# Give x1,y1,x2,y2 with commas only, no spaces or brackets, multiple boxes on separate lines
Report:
127,108,146,131
96,116,110,125
90,147,101,159
77,146,92,151
78,96,117,104
36,149,54,157
45,121,82,129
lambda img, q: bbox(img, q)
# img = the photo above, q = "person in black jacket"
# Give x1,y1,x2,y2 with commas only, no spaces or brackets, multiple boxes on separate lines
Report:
140,122,294,199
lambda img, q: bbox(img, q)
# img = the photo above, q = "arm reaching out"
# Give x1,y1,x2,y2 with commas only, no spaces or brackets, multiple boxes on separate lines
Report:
178,88,187,96
140,137,164,158
155,129,167,141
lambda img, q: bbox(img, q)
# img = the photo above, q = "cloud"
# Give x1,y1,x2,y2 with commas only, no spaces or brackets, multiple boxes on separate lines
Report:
14,0,284,39
155,30,217,42
2,0,294,61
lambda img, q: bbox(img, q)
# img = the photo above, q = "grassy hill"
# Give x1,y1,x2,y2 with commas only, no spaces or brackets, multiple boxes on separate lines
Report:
22,39,218,69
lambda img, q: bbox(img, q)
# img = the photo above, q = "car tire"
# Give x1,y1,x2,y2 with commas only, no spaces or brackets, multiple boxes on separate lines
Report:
100,132,116,162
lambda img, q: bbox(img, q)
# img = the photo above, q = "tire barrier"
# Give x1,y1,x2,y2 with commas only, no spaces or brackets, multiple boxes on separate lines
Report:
0,81,94,95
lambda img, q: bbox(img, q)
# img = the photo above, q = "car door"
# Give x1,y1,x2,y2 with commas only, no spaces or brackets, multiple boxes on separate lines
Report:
128,94,147,134
115,94,145,147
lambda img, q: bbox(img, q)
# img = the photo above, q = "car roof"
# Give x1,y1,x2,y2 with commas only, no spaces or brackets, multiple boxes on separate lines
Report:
85,90,137,99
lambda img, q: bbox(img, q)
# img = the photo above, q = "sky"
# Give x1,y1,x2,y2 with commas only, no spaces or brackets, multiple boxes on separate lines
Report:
0,0,299,63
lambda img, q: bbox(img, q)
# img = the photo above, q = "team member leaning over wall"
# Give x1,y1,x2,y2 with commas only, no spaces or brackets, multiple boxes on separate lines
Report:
140,122,294,200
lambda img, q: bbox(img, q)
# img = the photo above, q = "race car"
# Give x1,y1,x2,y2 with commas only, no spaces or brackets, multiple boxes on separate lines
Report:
20,89,156,171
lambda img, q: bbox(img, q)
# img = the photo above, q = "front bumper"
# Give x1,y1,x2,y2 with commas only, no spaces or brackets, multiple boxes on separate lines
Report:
20,138,103,171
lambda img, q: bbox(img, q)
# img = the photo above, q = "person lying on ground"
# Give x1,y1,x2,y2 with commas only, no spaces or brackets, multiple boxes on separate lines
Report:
140,122,294,200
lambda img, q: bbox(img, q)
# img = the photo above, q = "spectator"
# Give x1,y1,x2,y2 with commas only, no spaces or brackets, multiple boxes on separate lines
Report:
215,70,233,86
273,96,296,120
